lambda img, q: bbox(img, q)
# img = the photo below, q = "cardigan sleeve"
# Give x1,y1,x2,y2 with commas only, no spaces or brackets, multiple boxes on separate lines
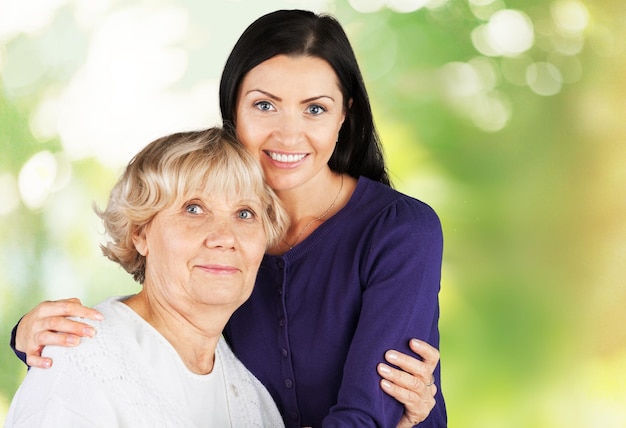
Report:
322,197,447,427
9,318,28,365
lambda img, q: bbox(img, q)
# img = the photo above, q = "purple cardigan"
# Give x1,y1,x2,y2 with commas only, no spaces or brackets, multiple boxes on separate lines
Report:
11,176,446,427
224,176,446,427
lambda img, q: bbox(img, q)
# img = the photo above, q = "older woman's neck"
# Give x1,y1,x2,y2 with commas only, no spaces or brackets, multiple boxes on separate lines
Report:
123,292,228,375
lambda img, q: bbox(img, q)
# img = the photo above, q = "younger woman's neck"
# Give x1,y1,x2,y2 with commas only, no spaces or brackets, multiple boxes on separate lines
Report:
276,171,342,220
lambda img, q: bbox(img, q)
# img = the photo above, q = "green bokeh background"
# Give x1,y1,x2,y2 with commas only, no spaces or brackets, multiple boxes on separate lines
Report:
1,0,624,426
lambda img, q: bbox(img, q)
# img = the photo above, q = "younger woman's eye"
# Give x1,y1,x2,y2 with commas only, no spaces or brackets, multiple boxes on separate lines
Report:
186,204,203,215
254,101,274,111
238,209,255,220
307,104,326,115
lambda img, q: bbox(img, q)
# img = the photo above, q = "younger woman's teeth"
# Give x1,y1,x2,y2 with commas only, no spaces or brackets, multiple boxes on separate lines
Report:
268,152,306,163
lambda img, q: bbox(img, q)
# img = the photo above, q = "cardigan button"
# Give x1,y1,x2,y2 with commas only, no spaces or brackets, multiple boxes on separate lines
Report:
278,318,286,327
276,259,284,269
281,348,288,357
284,378,293,388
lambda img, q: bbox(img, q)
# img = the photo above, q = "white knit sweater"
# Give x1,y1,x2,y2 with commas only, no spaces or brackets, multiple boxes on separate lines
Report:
6,296,284,428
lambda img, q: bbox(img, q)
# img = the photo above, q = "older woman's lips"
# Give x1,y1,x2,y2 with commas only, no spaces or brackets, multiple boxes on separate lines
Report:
197,265,239,275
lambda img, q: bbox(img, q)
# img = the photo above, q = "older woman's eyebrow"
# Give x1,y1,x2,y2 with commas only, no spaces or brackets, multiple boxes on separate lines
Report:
236,197,263,207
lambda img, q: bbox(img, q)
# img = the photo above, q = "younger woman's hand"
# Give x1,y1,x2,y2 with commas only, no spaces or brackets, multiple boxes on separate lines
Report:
377,338,439,427
15,298,104,369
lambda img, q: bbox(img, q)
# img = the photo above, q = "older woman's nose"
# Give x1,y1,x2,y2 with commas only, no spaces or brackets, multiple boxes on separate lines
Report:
203,219,237,249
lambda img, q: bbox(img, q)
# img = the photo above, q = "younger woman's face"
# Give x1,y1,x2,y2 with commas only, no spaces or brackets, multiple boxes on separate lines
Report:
235,55,346,192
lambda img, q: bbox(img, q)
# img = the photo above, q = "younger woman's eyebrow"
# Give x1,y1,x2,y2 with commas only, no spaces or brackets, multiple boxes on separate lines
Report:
245,89,281,101
244,89,336,104
302,95,335,103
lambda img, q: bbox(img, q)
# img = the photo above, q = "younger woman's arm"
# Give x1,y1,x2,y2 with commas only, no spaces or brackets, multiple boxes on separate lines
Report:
10,298,103,368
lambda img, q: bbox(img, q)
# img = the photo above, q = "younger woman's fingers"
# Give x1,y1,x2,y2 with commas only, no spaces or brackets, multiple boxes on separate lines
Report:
25,355,53,369
41,317,97,339
378,362,429,391
38,298,103,320
408,338,439,365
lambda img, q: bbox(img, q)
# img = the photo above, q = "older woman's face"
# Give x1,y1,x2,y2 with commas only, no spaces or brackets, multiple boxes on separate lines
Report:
235,54,346,192
133,190,267,312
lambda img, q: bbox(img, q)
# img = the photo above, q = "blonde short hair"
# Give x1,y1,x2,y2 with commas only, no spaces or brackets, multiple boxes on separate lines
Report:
96,127,288,283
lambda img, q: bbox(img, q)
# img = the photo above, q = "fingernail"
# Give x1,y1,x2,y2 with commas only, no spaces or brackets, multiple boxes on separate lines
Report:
83,327,95,337
42,360,52,369
94,313,104,321
67,336,80,346
381,380,392,389
386,351,399,361
411,339,421,348
378,364,391,374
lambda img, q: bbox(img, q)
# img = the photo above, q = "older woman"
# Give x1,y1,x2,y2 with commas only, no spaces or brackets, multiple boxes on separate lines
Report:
5,127,288,427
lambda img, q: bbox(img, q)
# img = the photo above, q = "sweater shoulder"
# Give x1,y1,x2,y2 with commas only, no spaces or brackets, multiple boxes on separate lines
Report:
353,177,442,232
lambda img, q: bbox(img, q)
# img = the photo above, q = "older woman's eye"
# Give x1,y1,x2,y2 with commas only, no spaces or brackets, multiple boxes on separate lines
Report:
254,101,274,111
186,204,203,215
238,209,255,220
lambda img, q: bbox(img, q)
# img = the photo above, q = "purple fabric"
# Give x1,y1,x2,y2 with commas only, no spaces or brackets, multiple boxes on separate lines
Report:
10,319,28,366
225,176,447,427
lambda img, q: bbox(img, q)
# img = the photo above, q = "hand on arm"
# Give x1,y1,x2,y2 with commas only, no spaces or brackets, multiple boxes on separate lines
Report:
14,298,104,368
378,339,439,427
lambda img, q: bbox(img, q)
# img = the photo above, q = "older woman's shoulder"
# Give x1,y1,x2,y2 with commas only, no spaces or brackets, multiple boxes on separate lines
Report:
41,296,137,366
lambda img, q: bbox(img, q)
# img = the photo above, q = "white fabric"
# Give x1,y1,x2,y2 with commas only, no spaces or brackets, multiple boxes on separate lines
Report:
6,296,284,428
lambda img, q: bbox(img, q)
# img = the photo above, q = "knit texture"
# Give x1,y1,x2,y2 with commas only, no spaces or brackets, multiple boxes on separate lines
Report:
6,297,284,428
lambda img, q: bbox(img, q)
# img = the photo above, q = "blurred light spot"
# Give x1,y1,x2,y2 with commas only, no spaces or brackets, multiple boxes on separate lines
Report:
424,0,450,9
471,25,498,56
485,9,534,56
469,91,511,132
53,5,219,168
348,0,386,13
469,0,495,5
551,0,588,35
588,25,624,58
526,62,563,96
18,151,57,209
349,19,397,81
1,38,48,96
468,56,499,91
387,0,430,13
500,54,533,86
548,53,582,84
0,0,68,41
42,250,86,301
440,60,510,132
74,0,114,30
441,62,483,97
0,173,20,216
30,92,62,141
441,58,498,97
551,32,584,55
51,152,72,192
468,0,505,21
17,151,72,210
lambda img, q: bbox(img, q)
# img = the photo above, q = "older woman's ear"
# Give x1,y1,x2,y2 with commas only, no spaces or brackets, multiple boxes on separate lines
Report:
132,226,149,257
